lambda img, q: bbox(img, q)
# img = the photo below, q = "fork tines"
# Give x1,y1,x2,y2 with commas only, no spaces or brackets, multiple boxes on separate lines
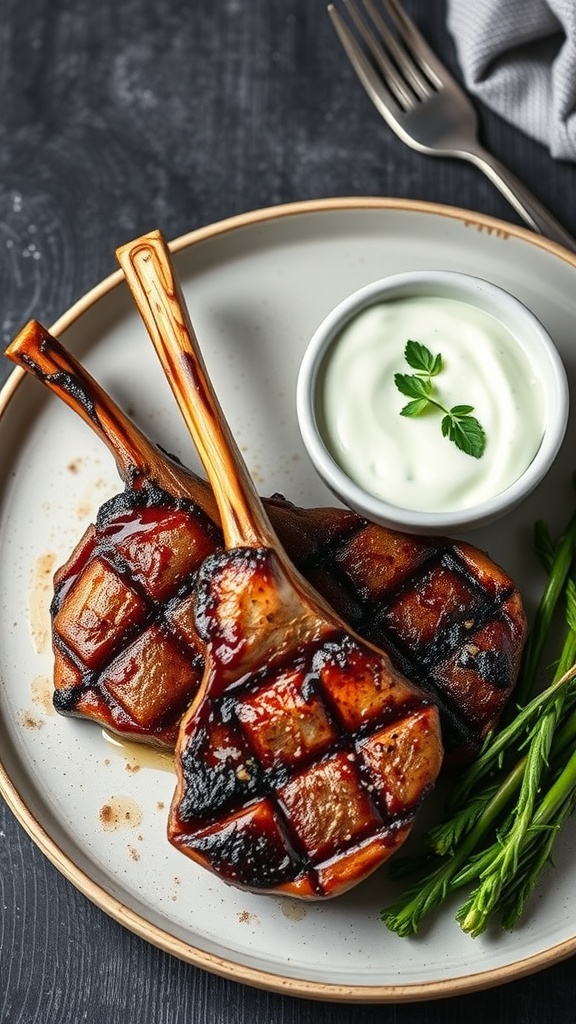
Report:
328,0,444,115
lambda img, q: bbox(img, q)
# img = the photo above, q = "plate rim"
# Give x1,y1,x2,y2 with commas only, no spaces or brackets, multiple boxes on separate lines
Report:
2,195,576,1003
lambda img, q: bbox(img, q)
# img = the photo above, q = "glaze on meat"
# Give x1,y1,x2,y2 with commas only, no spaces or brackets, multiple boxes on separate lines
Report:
7,321,527,765
50,480,525,762
169,547,442,897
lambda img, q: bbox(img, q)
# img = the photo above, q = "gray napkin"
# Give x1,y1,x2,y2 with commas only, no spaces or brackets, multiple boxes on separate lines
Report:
446,0,576,160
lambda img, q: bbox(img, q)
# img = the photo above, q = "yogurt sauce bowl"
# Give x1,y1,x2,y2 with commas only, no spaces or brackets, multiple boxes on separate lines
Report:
296,271,569,534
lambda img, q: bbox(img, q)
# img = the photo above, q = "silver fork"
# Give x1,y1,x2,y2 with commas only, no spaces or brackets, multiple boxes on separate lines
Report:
328,0,576,252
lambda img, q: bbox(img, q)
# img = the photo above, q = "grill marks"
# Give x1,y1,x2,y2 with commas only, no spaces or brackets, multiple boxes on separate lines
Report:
6,321,525,766
50,481,524,761
51,486,220,743
168,546,442,898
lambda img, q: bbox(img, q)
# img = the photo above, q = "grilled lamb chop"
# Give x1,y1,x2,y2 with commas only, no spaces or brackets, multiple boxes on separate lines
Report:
118,231,443,897
7,306,526,766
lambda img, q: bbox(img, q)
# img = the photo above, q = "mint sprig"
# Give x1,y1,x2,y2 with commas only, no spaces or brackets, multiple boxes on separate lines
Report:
394,340,486,459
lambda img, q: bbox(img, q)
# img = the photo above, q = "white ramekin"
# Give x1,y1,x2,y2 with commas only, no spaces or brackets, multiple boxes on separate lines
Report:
296,271,569,534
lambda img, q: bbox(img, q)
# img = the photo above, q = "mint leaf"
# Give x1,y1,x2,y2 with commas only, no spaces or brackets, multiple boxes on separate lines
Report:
441,413,486,459
405,340,442,376
394,373,432,400
400,398,430,417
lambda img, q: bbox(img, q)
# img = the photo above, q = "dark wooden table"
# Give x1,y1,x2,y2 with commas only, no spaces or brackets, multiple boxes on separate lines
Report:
2,1,576,1021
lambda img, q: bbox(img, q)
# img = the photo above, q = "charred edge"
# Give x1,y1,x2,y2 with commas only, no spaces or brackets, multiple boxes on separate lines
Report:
93,481,222,542
19,353,99,425
193,546,273,642
177,638,431,895
174,795,310,893
52,676,188,742
52,681,85,715
51,548,204,720
50,492,219,725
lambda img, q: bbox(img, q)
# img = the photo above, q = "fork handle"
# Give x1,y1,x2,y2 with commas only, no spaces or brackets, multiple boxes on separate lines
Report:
465,145,576,252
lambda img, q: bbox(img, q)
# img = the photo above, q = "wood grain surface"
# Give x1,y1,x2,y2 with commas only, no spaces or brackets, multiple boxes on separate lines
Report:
1,1,576,1021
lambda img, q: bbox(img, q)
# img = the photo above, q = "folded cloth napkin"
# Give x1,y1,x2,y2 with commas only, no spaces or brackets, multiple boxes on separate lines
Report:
446,0,576,160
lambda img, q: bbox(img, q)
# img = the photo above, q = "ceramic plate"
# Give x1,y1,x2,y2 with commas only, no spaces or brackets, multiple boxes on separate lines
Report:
2,198,576,1003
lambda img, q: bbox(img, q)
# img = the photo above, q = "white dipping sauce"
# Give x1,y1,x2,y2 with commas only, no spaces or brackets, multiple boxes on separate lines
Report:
318,296,544,513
